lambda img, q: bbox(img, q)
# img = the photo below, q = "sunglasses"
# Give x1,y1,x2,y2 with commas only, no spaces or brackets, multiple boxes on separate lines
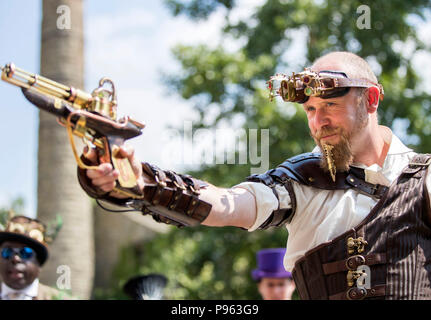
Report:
1,247,35,260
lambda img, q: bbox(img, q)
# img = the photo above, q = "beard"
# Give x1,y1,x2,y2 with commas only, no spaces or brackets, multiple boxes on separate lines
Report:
311,99,368,173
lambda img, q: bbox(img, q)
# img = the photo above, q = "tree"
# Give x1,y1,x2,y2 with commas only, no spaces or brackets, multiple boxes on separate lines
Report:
38,0,94,299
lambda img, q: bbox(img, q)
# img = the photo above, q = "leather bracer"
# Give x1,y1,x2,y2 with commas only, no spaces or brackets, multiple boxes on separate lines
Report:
138,162,212,227
77,158,212,227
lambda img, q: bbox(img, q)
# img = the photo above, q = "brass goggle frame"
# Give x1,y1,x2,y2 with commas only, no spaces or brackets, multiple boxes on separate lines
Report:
267,68,384,103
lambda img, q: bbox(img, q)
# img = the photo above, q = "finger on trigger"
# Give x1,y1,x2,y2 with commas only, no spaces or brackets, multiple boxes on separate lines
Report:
83,146,98,163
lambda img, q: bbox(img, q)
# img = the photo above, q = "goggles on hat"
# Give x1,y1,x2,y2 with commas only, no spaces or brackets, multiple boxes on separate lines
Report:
267,68,384,103
1,247,35,261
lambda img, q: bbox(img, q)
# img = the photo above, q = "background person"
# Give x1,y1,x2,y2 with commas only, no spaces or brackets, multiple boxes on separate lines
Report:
252,248,296,300
0,215,69,300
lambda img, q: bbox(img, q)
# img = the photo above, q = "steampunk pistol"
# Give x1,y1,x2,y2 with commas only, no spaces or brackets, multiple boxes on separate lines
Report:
1,62,146,199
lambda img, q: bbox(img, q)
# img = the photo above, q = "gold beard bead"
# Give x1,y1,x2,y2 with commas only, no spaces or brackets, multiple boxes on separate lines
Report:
322,143,336,182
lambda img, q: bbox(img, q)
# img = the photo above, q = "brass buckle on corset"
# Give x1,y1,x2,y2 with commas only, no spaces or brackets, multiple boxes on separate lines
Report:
347,237,368,255
409,158,431,167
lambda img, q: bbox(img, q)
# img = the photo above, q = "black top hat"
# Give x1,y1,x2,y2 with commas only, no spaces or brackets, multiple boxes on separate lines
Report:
123,274,168,300
0,216,49,265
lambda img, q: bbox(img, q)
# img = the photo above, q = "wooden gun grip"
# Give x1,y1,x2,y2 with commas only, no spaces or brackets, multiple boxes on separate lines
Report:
98,137,143,199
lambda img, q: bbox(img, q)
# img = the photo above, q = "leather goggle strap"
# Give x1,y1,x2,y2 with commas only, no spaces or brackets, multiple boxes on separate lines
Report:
335,78,384,99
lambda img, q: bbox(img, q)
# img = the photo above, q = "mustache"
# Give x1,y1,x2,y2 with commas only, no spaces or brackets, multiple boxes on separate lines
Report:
312,127,341,140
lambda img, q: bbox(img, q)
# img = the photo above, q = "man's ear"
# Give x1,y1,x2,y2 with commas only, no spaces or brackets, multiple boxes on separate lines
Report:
366,86,380,113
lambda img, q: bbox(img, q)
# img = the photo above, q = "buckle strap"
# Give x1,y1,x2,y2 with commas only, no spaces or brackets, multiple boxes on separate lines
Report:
346,174,388,199
403,154,431,175
329,284,386,300
322,253,386,275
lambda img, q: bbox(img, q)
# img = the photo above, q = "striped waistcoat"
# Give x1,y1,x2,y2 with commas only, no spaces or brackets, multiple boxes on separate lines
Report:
291,154,431,300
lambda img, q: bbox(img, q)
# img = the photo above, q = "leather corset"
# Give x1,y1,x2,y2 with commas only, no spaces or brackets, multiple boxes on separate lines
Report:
291,154,431,300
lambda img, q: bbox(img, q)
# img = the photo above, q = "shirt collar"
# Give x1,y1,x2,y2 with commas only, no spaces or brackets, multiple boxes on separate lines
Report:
2,278,39,299
385,130,413,156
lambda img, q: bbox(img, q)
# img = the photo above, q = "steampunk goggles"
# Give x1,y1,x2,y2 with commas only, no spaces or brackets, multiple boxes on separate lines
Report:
267,68,384,103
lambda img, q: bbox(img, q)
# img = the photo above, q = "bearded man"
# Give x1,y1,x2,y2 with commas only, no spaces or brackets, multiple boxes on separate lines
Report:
78,51,431,300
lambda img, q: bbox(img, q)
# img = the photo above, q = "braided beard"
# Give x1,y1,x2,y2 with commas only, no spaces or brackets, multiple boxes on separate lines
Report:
311,99,368,176
313,127,353,174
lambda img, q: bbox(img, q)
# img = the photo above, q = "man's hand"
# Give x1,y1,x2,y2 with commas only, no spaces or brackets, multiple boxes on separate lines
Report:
83,145,146,199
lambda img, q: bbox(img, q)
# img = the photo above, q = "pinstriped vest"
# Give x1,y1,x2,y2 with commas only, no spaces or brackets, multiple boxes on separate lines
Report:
291,154,431,300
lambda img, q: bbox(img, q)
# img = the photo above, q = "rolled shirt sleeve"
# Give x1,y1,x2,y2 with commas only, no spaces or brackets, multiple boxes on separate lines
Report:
233,181,292,231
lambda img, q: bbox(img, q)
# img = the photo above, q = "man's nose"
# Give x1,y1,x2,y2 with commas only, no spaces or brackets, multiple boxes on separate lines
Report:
10,252,22,263
313,108,330,130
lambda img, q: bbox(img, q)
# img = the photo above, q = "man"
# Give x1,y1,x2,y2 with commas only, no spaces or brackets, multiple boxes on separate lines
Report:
78,51,431,300
0,215,68,300
252,248,296,300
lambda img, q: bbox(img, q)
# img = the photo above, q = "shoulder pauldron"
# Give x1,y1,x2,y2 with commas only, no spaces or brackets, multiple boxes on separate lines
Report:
247,152,351,190
246,152,390,229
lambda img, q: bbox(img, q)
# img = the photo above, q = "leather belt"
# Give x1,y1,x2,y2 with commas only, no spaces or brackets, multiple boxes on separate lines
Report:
322,253,386,275
329,284,386,300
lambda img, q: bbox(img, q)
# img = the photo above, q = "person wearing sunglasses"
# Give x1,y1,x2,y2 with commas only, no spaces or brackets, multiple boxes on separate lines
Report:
0,215,69,300
78,51,431,300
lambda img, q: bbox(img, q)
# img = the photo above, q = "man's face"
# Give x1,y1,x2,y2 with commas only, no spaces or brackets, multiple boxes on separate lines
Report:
303,88,368,172
0,241,40,290
258,277,296,300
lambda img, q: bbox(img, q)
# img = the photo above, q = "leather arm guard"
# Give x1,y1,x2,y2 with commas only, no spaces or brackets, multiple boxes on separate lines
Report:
246,169,297,230
77,156,212,228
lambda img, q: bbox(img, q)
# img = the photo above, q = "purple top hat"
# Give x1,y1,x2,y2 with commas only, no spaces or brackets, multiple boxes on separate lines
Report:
251,248,292,281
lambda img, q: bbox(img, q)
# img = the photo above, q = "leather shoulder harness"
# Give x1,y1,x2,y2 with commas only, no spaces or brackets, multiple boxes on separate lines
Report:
246,152,389,229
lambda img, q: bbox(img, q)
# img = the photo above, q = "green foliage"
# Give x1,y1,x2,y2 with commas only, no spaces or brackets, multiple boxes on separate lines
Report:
103,225,289,299
0,197,26,230
107,0,431,299
166,0,431,154
164,0,235,20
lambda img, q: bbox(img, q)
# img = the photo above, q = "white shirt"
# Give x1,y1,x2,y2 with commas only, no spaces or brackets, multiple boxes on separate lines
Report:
1,278,39,300
235,128,431,272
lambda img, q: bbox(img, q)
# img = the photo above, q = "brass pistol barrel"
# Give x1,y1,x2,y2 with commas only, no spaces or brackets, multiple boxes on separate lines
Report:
1,62,92,109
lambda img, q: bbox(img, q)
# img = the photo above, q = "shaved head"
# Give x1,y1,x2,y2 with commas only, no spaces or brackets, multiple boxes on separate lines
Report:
311,51,378,84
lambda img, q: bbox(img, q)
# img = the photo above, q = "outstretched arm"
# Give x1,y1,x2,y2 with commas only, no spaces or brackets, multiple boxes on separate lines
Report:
80,145,257,229
198,183,256,228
